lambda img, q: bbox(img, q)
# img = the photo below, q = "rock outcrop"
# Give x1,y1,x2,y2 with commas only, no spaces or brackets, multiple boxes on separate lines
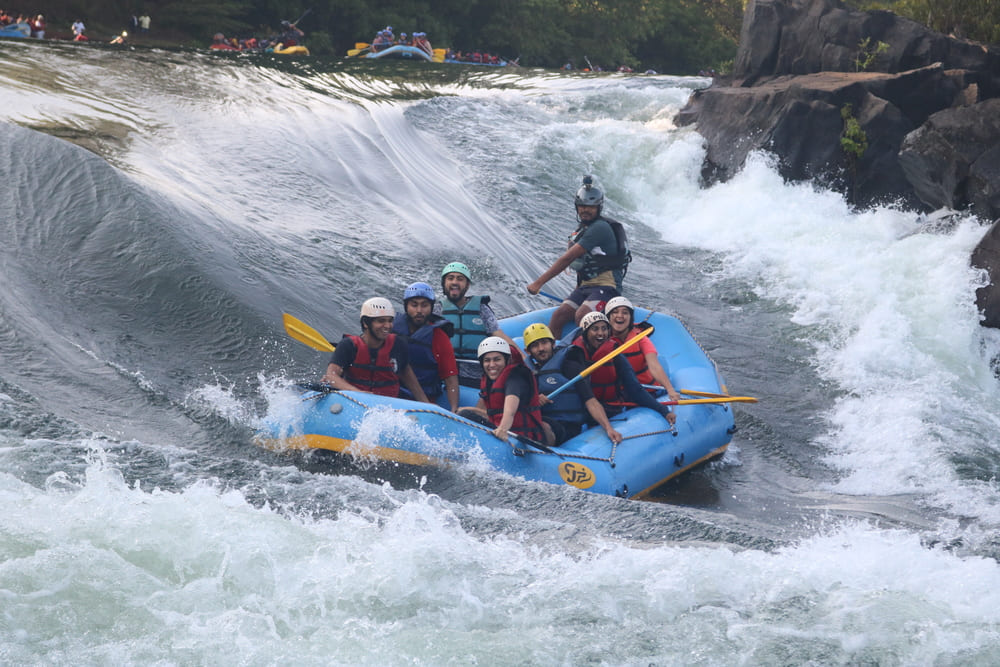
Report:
677,0,1000,217
676,0,1000,328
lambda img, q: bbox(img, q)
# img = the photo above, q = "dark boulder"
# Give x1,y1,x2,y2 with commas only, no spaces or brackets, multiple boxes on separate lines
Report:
678,0,1000,212
972,219,1000,328
899,99,1000,214
676,66,963,209
734,0,1000,88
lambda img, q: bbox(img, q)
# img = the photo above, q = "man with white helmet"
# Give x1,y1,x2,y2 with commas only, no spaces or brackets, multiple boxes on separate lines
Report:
604,296,680,402
523,323,623,445
457,337,554,447
392,282,460,411
527,175,632,338
320,297,431,403
436,260,516,385
573,312,676,424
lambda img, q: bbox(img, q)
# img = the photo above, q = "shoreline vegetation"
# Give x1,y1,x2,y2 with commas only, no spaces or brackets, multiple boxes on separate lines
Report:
2,1,997,74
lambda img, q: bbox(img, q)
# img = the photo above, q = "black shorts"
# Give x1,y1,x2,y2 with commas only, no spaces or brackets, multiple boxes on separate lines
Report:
565,285,619,311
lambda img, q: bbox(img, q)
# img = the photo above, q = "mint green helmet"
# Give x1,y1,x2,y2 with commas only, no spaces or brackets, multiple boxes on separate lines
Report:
441,261,472,286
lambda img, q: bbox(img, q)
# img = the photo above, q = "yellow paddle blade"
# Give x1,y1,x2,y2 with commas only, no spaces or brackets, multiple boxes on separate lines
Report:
355,42,370,49
347,48,362,56
283,313,336,352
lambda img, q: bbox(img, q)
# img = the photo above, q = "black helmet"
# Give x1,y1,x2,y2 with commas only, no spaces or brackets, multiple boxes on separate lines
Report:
574,174,604,210
280,20,290,27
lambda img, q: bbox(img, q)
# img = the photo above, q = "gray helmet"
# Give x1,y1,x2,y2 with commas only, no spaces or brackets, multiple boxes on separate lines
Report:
574,174,604,210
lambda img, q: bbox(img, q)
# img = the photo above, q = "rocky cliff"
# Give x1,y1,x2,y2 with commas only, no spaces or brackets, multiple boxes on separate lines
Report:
676,0,1000,326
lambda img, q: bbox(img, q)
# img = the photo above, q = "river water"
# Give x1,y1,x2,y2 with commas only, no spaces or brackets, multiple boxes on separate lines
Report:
3,40,1000,665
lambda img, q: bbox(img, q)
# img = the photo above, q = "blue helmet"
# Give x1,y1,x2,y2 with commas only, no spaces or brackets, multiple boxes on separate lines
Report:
403,282,435,303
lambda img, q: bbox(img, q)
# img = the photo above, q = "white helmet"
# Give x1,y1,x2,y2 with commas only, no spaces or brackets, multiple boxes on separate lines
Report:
477,336,511,358
360,297,395,318
604,296,633,314
580,311,609,330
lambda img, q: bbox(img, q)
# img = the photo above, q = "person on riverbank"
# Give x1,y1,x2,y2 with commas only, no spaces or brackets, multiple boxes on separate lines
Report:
320,297,432,403
527,175,632,338
458,337,554,447
436,261,516,386
71,19,86,41
573,312,675,424
392,282,460,411
604,296,681,402
523,323,622,445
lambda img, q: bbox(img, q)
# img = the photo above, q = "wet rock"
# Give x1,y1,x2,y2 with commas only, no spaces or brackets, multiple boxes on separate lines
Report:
972,218,1000,328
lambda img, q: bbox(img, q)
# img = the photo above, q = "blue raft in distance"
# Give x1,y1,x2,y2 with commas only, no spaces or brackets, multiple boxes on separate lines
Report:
365,44,433,61
0,23,32,38
258,307,737,499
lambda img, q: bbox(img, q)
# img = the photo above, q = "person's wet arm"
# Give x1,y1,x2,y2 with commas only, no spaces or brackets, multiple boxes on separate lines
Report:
617,357,676,424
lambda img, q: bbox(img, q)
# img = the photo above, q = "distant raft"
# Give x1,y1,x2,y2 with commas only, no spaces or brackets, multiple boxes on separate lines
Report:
258,306,742,499
364,44,433,61
0,22,31,38
270,43,309,55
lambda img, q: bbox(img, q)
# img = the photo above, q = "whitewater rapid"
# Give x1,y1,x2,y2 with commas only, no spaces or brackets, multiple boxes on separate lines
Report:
3,39,1000,664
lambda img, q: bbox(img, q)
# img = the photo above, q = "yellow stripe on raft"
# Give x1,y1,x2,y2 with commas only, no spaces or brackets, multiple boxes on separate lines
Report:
256,433,441,466
631,442,730,500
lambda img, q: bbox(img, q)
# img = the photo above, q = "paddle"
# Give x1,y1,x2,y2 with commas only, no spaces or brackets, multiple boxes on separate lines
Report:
510,433,562,457
659,396,758,406
539,291,564,304
642,385,753,401
347,46,369,57
545,326,653,400
283,313,336,352
290,8,312,27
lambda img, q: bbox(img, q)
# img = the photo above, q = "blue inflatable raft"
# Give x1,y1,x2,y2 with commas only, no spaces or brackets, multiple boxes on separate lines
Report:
258,307,738,499
0,22,31,38
365,45,434,61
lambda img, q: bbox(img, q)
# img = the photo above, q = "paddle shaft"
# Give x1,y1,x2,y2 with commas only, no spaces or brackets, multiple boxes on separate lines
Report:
539,291,564,304
642,384,752,401
660,396,757,406
545,326,653,400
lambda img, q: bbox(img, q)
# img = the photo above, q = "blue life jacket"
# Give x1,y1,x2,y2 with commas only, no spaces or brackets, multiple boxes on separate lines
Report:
440,295,489,358
532,345,585,423
392,313,453,397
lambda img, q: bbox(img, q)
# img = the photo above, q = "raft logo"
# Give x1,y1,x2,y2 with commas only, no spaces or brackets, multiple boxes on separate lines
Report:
558,462,595,489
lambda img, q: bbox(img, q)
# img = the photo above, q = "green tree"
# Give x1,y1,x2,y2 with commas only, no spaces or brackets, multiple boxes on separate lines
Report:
847,0,1000,44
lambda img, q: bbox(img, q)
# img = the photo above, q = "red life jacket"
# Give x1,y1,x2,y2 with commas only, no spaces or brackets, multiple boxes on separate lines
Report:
614,324,655,386
343,334,400,397
479,349,547,443
573,336,621,403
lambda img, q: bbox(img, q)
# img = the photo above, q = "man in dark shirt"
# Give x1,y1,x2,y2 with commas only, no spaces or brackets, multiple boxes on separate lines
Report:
321,297,431,402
